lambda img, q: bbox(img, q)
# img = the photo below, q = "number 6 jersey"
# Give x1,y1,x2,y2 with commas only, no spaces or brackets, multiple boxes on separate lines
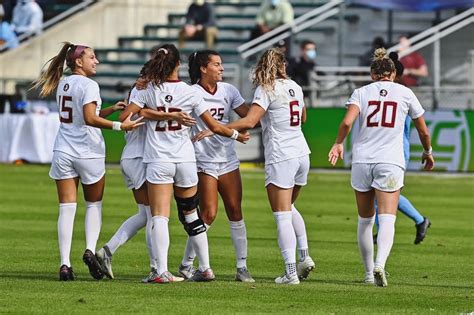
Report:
130,81,208,163
252,79,311,165
347,81,425,168
54,75,104,158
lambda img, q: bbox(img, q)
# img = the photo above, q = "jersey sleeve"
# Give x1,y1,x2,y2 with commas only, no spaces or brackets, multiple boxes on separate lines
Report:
252,85,270,111
225,84,245,110
193,94,209,117
346,88,361,110
407,89,425,119
82,81,101,106
129,87,148,109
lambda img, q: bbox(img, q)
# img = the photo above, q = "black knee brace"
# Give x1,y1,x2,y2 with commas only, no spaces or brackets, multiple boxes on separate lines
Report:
175,194,206,236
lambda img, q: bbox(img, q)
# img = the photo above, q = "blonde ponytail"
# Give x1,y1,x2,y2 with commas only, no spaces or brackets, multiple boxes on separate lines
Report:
252,48,288,92
370,48,395,81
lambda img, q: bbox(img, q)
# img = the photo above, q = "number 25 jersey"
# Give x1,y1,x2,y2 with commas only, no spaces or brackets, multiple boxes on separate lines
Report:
252,79,311,165
347,81,425,168
54,75,104,158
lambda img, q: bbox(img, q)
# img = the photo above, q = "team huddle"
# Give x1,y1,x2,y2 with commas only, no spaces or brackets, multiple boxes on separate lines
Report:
34,42,433,287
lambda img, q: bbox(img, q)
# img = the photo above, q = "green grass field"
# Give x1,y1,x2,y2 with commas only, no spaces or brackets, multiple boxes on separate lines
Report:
0,164,472,313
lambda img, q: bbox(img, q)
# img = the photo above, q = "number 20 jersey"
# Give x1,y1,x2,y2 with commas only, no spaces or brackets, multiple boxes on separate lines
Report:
347,81,425,168
192,82,245,163
54,75,104,158
130,81,208,163
252,79,311,165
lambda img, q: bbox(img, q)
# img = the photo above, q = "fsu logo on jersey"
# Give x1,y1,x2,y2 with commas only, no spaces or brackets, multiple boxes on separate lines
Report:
165,95,173,103
289,89,295,97
63,84,69,92
380,89,388,97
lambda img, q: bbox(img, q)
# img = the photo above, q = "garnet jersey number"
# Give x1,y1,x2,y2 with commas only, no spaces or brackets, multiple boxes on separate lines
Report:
366,100,397,128
58,95,73,123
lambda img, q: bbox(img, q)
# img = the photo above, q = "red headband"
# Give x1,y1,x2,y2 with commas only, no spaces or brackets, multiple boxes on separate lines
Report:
70,45,88,61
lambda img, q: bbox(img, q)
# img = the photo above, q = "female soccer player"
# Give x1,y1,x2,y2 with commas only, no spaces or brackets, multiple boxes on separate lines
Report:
32,42,143,281
225,48,315,285
120,44,249,283
177,50,254,282
328,48,434,287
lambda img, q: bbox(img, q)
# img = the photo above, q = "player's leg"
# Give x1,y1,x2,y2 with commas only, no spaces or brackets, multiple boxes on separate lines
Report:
218,167,254,283
398,194,431,244
179,171,217,279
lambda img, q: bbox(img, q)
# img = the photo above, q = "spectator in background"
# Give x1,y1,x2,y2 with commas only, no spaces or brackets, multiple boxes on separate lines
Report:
0,5,19,50
250,0,294,49
398,35,428,87
359,36,385,67
178,0,218,50
11,0,43,37
286,40,317,96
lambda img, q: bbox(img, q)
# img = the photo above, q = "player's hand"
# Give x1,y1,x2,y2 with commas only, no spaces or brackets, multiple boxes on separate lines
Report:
192,129,214,142
328,143,344,166
237,130,250,144
171,112,196,127
112,100,126,112
121,113,145,131
422,152,434,171
135,78,148,90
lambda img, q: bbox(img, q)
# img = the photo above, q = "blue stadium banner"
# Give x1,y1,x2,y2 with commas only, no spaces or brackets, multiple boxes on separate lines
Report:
347,0,473,11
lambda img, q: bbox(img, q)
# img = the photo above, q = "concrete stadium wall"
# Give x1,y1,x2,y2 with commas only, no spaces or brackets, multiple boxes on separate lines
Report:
0,0,187,92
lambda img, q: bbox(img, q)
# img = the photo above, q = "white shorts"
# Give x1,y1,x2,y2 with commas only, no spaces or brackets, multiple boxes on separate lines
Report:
146,162,198,188
121,157,146,190
49,151,105,185
265,155,309,189
196,159,240,180
351,163,405,192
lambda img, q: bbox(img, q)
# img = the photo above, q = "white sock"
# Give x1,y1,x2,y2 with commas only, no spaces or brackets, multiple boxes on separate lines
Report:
151,215,169,275
273,211,297,275
291,204,309,261
185,212,210,271
375,214,397,269
358,215,375,278
85,201,102,253
181,223,210,267
105,204,147,255
145,206,157,269
58,203,77,267
229,220,248,269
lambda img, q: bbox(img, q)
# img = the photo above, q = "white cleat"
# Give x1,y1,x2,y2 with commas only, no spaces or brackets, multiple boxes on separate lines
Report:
178,264,197,280
235,267,255,283
275,273,300,285
96,247,114,279
373,266,388,287
364,275,375,284
297,256,315,280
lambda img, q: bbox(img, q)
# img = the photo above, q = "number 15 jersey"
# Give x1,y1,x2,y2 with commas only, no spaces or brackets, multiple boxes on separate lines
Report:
252,79,311,165
347,81,425,168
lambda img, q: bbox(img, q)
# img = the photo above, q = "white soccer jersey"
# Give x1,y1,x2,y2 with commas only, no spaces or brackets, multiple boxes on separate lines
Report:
53,75,104,158
130,81,208,163
347,81,425,168
252,79,311,165
192,82,245,163
121,87,146,160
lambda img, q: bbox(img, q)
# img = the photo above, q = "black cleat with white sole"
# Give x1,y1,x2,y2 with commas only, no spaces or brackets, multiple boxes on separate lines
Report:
414,217,431,244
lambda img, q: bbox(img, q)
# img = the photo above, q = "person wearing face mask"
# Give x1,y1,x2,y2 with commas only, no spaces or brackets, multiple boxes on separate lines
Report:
286,40,317,99
249,0,294,46
178,0,218,50
11,0,43,37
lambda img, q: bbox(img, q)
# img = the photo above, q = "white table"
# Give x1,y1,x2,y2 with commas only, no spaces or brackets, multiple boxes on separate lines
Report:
0,113,59,163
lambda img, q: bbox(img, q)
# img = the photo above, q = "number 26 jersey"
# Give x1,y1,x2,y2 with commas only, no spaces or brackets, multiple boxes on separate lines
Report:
347,81,425,168
252,79,311,165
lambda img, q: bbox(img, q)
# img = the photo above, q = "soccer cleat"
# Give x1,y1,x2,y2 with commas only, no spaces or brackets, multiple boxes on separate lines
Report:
297,256,315,280
373,266,388,287
177,264,197,280
189,268,215,282
235,267,255,283
141,268,158,283
414,217,431,244
96,247,114,279
150,271,184,284
59,265,75,281
82,249,104,280
275,273,300,285
364,275,375,284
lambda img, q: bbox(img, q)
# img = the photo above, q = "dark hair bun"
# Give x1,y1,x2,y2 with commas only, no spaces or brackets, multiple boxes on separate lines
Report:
388,51,399,62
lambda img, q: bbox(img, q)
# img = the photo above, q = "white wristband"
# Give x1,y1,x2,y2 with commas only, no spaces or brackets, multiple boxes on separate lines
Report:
112,121,122,131
230,129,239,140
423,146,432,155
